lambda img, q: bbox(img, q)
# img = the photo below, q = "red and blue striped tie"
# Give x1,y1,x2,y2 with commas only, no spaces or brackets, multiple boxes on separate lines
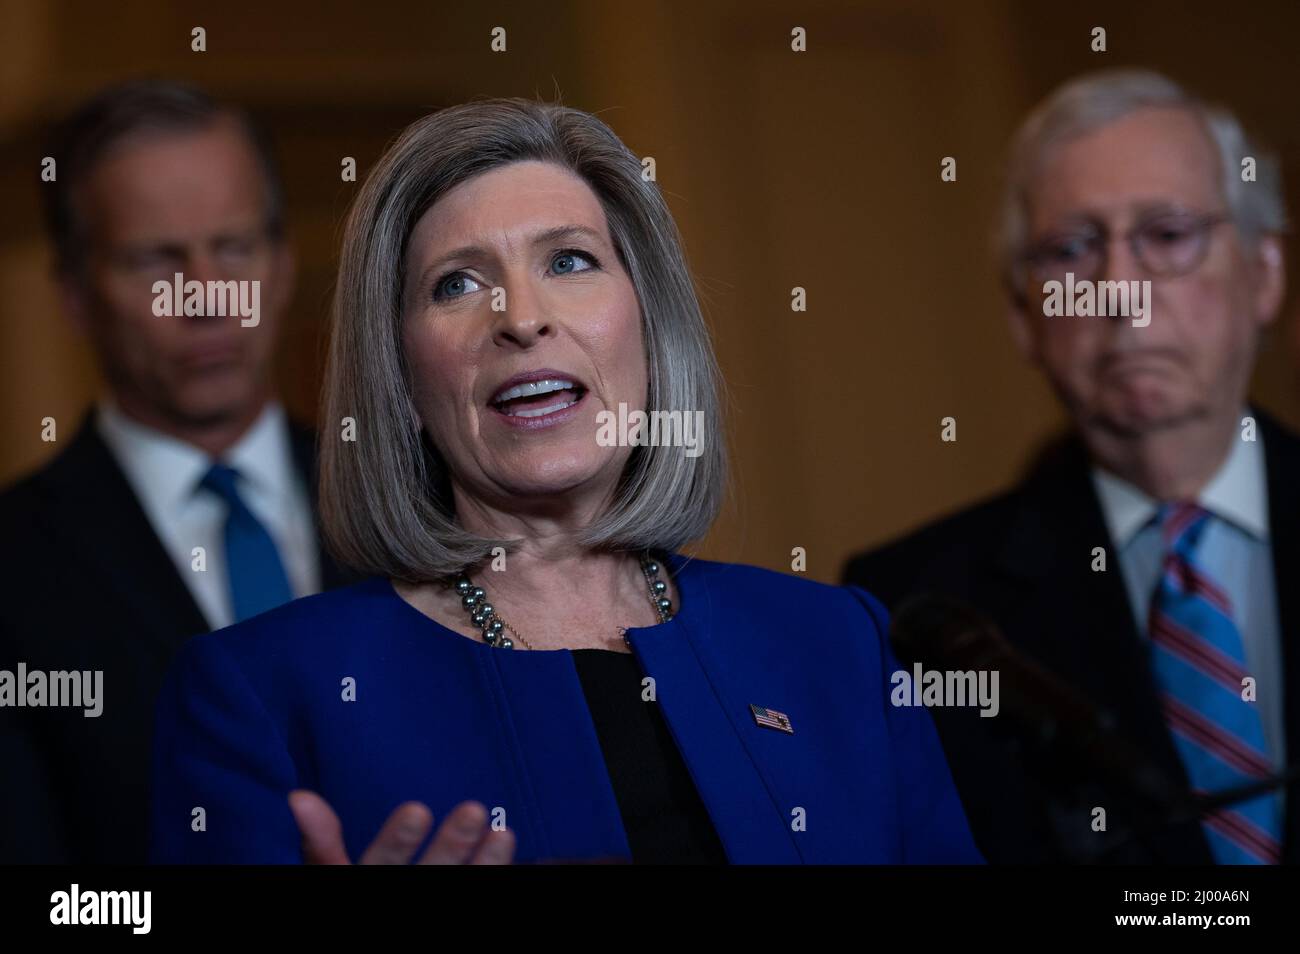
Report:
1148,501,1281,864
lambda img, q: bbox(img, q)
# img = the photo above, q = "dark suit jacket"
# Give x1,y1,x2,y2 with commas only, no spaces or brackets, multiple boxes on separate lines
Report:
843,409,1300,864
0,410,354,864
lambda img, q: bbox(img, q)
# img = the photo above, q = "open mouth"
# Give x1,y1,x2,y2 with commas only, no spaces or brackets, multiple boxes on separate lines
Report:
489,378,587,419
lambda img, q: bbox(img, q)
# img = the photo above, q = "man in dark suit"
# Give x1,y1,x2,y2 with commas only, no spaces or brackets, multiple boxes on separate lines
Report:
845,70,1299,864
0,82,352,863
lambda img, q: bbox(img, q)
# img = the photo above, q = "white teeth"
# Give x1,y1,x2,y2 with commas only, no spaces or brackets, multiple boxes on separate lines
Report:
492,378,575,404
505,397,579,418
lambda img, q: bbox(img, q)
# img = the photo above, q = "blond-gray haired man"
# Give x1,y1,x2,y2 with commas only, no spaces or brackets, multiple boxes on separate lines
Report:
846,70,1298,865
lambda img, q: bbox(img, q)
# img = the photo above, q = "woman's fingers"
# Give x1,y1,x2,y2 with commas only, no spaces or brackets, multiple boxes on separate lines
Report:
418,801,512,864
289,792,512,865
358,801,435,865
288,789,352,865
469,827,517,864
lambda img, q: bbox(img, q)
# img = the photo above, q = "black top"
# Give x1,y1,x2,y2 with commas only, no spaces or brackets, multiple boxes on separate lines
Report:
572,648,729,864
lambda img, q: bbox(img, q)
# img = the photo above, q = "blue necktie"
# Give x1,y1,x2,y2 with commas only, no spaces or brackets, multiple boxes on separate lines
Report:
199,463,295,623
1147,501,1281,864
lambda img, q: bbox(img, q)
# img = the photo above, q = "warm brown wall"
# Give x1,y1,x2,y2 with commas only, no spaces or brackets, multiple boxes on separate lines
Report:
2,0,1298,581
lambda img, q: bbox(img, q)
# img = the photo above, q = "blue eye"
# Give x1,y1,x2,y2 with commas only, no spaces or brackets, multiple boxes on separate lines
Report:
433,272,483,302
432,250,598,302
551,249,597,275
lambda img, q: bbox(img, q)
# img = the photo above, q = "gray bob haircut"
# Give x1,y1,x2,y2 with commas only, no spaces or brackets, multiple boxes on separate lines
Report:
999,69,1287,293
319,97,727,581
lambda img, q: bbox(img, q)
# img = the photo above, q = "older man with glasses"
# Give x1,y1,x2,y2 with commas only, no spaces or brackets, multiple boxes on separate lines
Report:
844,69,1300,865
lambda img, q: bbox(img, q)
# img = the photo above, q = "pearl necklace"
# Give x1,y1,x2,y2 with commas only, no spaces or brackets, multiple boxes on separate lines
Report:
453,552,673,650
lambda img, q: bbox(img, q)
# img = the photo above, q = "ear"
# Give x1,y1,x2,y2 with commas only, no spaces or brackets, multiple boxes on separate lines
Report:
1251,233,1285,329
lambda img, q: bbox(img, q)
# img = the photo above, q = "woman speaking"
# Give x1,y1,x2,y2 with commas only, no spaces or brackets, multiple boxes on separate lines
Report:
150,98,980,865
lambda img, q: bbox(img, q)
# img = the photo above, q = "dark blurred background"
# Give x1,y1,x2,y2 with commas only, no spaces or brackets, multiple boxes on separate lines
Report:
2,0,1298,580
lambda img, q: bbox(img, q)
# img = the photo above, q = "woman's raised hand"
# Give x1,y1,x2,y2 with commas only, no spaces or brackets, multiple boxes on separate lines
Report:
288,790,516,864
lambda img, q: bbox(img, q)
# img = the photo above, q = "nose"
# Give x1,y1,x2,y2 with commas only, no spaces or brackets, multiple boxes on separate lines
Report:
1099,227,1159,342
186,245,235,285
492,274,555,349
180,248,228,323
1099,229,1144,286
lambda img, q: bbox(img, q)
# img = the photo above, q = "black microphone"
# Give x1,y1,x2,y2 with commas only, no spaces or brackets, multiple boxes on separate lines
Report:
1164,767,1299,825
888,593,1182,810
1100,762,1300,861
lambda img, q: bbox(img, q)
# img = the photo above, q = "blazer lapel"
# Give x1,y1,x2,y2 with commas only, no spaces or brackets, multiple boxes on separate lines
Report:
625,554,803,864
479,649,633,863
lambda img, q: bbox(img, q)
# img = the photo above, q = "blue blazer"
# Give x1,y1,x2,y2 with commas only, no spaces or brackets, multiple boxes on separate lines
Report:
150,555,981,864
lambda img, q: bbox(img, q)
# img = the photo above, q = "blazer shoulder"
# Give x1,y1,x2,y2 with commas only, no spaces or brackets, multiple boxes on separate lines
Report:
686,555,840,593
0,436,92,534
1258,406,1300,459
0,466,48,525
843,489,1019,581
179,578,391,666
0,414,108,507
683,557,888,630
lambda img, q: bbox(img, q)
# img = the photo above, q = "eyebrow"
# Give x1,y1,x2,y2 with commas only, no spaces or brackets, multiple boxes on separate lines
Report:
116,225,268,252
418,224,606,280
1042,202,1211,232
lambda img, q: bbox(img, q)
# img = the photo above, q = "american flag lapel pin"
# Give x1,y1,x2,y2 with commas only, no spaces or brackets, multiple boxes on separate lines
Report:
750,703,793,734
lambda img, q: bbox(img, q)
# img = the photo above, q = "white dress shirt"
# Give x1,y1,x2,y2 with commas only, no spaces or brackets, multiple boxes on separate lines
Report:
1090,419,1286,785
96,399,321,631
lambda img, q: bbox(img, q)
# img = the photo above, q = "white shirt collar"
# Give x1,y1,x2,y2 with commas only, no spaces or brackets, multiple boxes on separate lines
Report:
1091,415,1270,547
96,399,295,509
224,402,297,503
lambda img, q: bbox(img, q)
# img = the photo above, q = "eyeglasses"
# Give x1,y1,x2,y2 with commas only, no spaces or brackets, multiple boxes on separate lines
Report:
1018,210,1231,287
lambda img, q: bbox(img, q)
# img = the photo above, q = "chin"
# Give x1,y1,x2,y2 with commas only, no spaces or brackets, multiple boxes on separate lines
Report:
172,390,261,428
496,452,622,500
1093,390,1203,436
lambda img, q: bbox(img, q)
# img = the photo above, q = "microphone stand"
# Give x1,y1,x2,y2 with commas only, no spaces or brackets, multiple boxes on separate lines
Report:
1091,765,1298,863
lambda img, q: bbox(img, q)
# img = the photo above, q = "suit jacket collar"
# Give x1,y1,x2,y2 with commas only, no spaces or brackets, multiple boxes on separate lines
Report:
45,413,210,657
1088,412,1270,547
